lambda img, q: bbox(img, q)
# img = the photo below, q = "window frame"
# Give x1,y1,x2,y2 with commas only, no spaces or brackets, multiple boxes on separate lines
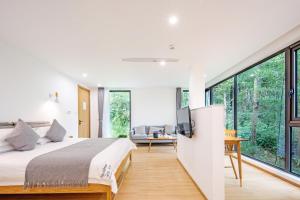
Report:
205,89,211,106
210,77,235,129
108,90,132,136
181,89,189,108
290,44,300,122
205,41,300,177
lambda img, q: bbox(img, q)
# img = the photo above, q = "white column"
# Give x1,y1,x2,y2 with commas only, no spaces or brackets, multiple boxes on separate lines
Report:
189,66,205,109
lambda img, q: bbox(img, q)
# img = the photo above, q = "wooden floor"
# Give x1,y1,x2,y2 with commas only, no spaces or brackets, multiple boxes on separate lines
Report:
225,157,300,200
115,145,205,200
115,145,300,200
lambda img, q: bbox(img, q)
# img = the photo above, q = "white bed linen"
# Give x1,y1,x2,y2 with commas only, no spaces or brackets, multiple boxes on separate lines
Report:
0,138,136,193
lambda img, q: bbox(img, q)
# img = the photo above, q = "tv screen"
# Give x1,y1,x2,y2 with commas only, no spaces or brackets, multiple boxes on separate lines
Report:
176,107,193,138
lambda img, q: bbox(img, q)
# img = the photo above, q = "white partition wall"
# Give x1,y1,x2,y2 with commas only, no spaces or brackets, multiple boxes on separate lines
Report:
177,106,225,200
177,65,225,200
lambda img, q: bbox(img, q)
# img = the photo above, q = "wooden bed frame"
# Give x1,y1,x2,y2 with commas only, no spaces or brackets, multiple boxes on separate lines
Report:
0,122,132,200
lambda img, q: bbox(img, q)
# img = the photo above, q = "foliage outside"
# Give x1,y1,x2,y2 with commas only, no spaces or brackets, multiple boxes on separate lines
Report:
293,50,300,175
181,90,189,108
109,92,130,138
211,53,300,174
212,78,234,129
205,90,210,106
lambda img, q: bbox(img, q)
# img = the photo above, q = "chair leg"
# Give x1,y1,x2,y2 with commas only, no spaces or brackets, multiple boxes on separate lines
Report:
229,155,238,179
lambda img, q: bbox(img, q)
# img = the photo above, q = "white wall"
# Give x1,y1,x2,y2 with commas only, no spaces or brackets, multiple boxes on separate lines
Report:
177,107,225,200
207,25,300,88
189,66,206,109
0,41,78,137
89,87,177,138
131,87,177,127
177,66,225,200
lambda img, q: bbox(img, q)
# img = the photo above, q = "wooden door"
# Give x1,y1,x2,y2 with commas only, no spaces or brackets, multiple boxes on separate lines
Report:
78,86,90,138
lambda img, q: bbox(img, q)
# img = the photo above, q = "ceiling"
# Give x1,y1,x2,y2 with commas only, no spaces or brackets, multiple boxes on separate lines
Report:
0,0,300,88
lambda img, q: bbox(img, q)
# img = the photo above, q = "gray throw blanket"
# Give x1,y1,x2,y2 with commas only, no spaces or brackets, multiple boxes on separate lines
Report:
25,138,117,188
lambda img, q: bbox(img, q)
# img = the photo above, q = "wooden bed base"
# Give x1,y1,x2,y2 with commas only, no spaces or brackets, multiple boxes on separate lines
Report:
0,151,132,200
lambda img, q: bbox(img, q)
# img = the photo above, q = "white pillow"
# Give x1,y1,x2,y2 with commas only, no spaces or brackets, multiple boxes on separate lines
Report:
0,126,50,146
33,126,51,138
0,128,14,146
37,137,51,145
0,143,14,153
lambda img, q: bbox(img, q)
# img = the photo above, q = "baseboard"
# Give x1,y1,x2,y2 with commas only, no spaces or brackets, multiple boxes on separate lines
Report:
176,158,208,200
233,155,300,188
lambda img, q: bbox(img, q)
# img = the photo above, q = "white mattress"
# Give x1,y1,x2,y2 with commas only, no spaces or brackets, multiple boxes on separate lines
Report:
0,138,136,193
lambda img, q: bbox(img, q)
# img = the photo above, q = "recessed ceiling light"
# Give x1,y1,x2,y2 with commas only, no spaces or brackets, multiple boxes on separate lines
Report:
82,73,88,78
168,15,178,25
159,60,166,66
97,83,102,87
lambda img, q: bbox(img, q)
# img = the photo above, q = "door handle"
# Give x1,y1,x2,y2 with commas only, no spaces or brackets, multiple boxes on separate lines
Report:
79,120,83,125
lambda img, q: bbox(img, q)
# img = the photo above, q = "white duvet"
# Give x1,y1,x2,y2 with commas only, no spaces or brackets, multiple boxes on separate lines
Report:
0,138,136,193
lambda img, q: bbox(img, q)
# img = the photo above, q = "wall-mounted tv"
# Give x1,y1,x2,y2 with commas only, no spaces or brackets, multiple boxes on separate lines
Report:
176,107,193,138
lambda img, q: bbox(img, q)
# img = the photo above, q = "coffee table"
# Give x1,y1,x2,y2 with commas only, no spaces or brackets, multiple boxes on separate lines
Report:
146,136,177,152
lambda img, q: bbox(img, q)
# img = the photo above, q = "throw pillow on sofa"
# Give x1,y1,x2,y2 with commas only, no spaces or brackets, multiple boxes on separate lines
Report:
164,125,175,135
149,126,164,134
134,126,146,135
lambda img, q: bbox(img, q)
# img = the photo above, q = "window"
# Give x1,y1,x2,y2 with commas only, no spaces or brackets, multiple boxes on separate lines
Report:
205,89,210,106
211,78,234,129
205,41,300,176
109,91,131,138
236,53,285,169
290,45,300,175
292,128,300,175
181,90,189,108
294,48,300,118
294,49,300,118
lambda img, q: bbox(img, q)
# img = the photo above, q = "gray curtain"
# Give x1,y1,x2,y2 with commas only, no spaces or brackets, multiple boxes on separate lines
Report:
97,87,105,138
176,87,182,110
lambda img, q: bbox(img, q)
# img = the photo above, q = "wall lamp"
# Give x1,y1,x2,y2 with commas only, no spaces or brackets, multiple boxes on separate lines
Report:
49,92,59,103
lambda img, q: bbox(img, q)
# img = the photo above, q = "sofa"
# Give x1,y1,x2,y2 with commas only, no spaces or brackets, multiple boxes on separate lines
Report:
130,125,176,144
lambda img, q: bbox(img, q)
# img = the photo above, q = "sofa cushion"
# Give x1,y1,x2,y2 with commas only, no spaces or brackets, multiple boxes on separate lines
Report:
134,126,146,135
165,125,175,134
131,134,148,140
149,126,164,134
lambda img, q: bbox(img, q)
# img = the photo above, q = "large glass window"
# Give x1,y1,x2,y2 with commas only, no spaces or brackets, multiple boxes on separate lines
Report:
109,91,131,138
211,78,234,129
292,128,300,175
181,90,189,108
237,53,285,169
205,41,300,176
205,90,210,106
295,49,300,117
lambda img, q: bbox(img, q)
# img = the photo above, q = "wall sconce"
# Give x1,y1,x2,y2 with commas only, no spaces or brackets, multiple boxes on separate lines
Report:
49,92,59,103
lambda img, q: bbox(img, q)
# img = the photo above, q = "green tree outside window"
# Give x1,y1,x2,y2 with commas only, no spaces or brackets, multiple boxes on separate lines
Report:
109,91,131,138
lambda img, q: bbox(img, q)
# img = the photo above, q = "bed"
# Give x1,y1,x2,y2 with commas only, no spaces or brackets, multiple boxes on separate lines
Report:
0,122,136,200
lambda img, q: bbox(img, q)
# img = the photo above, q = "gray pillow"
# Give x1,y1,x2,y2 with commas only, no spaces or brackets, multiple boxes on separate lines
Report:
165,125,175,134
134,126,146,135
5,119,40,151
45,119,66,142
149,126,164,134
